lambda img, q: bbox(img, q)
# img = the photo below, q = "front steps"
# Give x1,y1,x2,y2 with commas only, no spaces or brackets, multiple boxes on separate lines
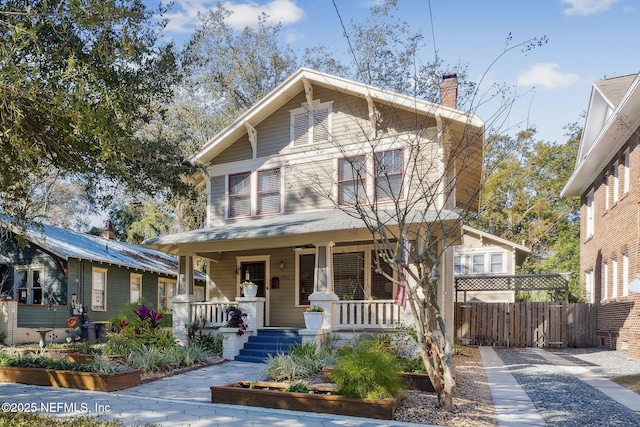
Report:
234,328,301,363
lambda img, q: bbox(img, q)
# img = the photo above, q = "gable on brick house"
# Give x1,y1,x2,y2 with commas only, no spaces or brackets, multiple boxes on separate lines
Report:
561,72,640,355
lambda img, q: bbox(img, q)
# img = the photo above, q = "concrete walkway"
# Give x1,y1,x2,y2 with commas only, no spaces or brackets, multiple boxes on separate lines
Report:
2,349,640,426
480,346,640,426
0,360,429,427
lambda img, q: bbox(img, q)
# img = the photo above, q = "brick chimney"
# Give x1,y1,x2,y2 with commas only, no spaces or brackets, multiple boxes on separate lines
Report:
102,220,115,240
440,74,458,109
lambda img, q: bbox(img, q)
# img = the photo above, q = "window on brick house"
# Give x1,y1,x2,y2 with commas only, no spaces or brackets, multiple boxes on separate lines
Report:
604,171,610,211
585,270,594,304
624,149,630,195
603,262,608,301
586,189,594,238
612,258,618,299
623,253,629,297
613,160,619,204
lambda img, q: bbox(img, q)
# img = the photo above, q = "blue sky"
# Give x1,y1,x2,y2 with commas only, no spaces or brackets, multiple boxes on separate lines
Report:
150,0,640,145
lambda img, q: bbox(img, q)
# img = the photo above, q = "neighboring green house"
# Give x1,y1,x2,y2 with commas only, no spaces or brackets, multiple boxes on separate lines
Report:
0,219,204,345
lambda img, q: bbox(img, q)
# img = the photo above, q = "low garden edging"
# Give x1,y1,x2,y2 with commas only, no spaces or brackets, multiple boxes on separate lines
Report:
210,381,402,420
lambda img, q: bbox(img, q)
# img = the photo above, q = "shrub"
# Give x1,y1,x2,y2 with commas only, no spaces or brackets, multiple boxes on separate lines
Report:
105,303,177,355
124,344,212,373
0,349,126,374
263,342,337,382
224,307,247,336
331,339,405,399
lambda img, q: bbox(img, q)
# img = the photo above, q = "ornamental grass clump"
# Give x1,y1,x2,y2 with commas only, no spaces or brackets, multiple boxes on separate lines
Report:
0,349,126,374
264,342,338,382
331,339,405,399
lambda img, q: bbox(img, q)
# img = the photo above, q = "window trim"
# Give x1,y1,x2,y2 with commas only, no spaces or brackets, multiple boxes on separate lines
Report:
613,160,620,204
158,278,177,312
612,258,618,299
337,155,367,206
289,100,333,147
91,267,108,312
623,149,630,195
585,269,594,304
603,262,609,301
623,253,629,297
130,273,142,303
604,170,610,211
374,148,404,201
256,168,281,215
14,265,45,305
228,171,252,218
585,189,595,239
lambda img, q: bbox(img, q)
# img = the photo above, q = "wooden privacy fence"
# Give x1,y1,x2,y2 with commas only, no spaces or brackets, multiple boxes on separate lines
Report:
455,302,596,348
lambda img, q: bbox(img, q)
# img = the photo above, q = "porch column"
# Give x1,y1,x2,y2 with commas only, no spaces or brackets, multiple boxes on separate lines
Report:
177,255,194,295
313,242,335,293
309,241,338,329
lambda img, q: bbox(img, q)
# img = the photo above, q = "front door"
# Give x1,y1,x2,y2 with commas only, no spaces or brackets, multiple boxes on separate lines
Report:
240,261,269,325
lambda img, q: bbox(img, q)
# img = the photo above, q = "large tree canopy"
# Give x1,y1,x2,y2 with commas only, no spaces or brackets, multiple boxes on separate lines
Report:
0,0,195,224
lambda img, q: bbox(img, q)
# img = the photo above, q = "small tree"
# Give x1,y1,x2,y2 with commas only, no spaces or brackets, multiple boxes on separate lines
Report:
294,36,546,410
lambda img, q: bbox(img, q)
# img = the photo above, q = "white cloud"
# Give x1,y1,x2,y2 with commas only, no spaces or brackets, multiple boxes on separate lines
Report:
224,0,305,29
561,0,617,16
517,63,580,89
161,0,304,35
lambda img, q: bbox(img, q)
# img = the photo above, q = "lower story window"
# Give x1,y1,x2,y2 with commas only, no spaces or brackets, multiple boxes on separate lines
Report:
159,279,177,311
92,267,107,311
371,250,394,299
130,273,142,303
334,252,365,300
15,266,44,305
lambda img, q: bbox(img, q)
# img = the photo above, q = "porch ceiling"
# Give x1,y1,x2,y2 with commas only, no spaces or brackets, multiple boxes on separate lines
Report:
142,208,460,255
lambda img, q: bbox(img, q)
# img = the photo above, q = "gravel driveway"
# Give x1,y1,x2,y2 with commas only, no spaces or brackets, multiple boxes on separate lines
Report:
495,347,640,426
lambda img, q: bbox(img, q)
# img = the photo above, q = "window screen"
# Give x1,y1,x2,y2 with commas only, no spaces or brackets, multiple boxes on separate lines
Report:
375,149,403,200
299,253,315,305
257,169,280,214
229,172,251,217
371,250,393,299
338,156,366,205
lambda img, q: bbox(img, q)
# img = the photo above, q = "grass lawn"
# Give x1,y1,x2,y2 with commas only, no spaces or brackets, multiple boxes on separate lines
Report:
0,412,155,427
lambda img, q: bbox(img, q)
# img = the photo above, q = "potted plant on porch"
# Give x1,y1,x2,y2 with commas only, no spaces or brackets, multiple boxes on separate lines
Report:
304,305,324,330
240,280,258,298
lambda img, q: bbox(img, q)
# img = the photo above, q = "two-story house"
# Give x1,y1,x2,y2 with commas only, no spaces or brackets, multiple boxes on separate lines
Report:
455,226,531,303
143,68,484,341
561,72,640,356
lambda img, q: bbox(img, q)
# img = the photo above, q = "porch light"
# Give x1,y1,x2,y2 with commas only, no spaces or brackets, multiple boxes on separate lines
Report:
280,260,285,270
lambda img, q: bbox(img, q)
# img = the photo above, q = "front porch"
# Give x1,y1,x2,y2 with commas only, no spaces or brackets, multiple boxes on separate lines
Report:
172,294,415,360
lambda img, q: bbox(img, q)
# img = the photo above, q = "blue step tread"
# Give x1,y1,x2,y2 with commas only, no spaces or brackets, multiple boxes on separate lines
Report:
233,329,301,364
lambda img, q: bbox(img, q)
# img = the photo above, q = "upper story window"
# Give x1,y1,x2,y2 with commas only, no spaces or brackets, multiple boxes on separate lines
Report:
375,149,404,200
92,267,107,311
462,251,506,275
228,168,281,218
15,266,44,305
604,171,610,211
454,254,464,275
257,169,281,214
624,149,630,195
290,101,332,147
229,172,251,217
338,156,366,205
586,189,594,238
613,160,620,204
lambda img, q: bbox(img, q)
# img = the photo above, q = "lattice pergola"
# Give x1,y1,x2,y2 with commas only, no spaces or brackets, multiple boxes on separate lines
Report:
454,273,571,302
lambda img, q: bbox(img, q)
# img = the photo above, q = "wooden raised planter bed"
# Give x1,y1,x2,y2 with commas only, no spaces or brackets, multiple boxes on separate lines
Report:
210,381,402,420
322,367,435,392
0,366,141,391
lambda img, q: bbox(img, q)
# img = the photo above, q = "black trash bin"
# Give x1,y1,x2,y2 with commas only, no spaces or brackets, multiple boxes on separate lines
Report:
94,321,109,340
81,322,96,341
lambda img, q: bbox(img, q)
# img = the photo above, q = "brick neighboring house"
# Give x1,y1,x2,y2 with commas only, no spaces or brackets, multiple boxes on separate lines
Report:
561,72,640,356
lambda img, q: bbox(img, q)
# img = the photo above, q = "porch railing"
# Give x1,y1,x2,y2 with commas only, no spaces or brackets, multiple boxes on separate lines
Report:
334,299,401,329
190,302,238,327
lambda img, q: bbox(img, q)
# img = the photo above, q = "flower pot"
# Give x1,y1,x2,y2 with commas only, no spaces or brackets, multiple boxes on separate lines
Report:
243,284,258,297
304,311,324,330
0,366,140,391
